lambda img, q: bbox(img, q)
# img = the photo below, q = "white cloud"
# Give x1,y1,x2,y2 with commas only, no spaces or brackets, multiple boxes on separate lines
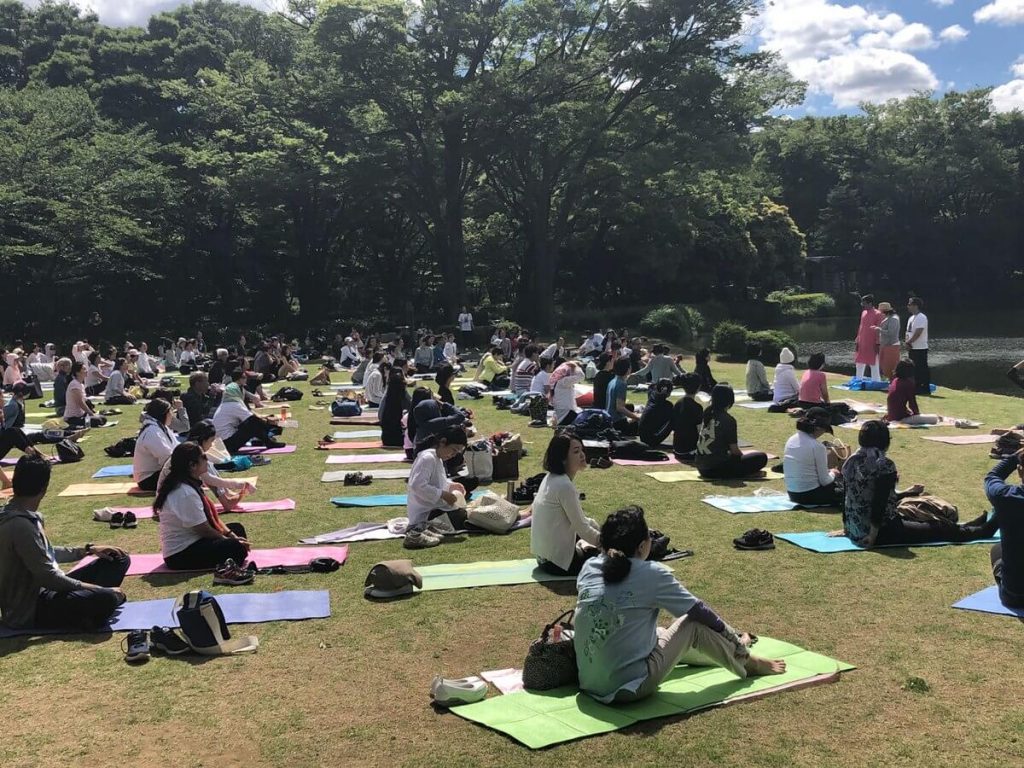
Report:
756,0,940,107
975,0,1024,26
930,0,955,6
938,24,969,42
24,0,278,27
991,80,1024,111
1013,55,1024,77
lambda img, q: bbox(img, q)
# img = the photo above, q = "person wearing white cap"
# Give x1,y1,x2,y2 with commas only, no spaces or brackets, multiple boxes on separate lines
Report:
772,347,800,406
874,302,901,379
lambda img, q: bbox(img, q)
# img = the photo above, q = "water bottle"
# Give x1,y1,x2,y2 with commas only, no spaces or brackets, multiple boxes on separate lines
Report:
506,480,515,502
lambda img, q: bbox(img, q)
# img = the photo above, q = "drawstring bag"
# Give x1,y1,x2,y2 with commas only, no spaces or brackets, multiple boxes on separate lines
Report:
466,491,520,534
174,590,259,656
54,439,84,463
522,608,577,691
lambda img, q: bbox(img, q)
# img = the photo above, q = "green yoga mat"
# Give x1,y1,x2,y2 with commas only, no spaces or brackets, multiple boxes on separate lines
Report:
452,636,853,748
416,558,575,591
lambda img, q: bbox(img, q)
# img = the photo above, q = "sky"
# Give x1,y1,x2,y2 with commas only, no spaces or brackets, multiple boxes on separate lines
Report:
26,0,1024,114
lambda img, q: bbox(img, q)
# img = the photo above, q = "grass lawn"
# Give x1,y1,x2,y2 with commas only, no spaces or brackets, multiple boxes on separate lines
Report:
2,361,1023,767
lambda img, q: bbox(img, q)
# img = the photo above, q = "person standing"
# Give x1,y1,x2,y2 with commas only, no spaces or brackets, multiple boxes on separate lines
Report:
874,302,901,380
854,294,883,381
905,297,930,395
457,306,474,349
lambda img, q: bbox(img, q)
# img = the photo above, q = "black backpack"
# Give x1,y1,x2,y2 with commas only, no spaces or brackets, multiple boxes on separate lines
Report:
55,439,85,463
104,437,137,458
272,387,303,402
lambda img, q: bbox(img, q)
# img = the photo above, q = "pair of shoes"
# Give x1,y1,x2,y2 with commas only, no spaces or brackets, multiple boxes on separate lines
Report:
99,408,122,416
589,456,612,469
430,675,487,707
733,529,775,550
150,626,190,655
344,472,373,486
109,511,137,530
528,419,548,428
312,389,325,398
404,527,443,549
213,558,256,586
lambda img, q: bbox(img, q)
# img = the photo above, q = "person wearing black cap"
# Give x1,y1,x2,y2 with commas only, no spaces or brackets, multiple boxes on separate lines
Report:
783,407,844,507
695,384,768,479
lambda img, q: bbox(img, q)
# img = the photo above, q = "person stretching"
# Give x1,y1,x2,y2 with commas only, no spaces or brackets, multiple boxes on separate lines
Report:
0,454,129,630
574,506,785,703
985,449,1024,609
211,371,285,454
886,359,939,425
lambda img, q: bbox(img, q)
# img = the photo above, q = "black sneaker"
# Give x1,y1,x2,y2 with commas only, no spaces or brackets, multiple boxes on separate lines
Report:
150,626,190,656
122,511,137,529
733,529,775,551
109,512,124,529
123,630,150,664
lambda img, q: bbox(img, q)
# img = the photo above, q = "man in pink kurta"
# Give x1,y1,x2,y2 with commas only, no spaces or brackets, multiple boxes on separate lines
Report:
854,294,884,380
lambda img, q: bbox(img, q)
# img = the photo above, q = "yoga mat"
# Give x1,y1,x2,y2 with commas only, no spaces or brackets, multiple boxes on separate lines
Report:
331,429,383,439
843,400,885,414
417,558,575,591
737,400,774,409
92,465,133,479
702,495,802,514
326,452,406,464
329,383,364,390
922,434,997,445
952,585,1024,618
612,457,676,467
645,469,785,483
330,416,381,425
330,492,481,508
451,636,853,748
58,482,143,497
321,469,411,482
237,444,297,455
0,590,331,638
106,499,297,520
75,545,349,576
319,441,385,450
303,516,531,544
776,530,999,554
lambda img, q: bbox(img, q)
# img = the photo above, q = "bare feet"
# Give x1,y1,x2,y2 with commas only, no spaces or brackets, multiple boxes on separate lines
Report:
745,656,787,676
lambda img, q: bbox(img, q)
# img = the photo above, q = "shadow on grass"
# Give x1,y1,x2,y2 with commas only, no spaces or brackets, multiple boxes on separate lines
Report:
0,630,112,659
140,571,206,588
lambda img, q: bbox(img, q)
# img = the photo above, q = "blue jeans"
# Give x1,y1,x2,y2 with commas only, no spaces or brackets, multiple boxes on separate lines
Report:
35,554,130,630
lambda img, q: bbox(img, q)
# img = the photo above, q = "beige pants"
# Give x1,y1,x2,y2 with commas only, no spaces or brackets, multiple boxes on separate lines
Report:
615,615,748,703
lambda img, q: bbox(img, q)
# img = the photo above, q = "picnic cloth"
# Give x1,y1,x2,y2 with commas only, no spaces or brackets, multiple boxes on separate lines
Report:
326,452,407,464
321,469,411,482
331,430,383,439
74,545,349,576
451,636,852,749
330,492,482,508
416,558,575,591
0,590,330,638
776,530,999,554
104,499,297,520
921,434,998,445
645,469,785,484
952,586,1024,618
318,441,387,450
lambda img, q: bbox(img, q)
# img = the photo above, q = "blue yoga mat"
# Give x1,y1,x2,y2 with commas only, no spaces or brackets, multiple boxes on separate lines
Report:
703,496,801,514
331,491,483,508
92,465,134,479
952,585,1024,617
0,590,330,638
777,530,1000,554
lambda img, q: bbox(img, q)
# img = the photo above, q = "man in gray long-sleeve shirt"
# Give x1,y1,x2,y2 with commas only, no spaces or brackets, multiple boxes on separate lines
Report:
0,455,130,630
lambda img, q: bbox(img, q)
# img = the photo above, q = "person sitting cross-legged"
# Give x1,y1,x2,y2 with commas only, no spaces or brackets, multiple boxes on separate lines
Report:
986,448,1024,609
133,399,179,493
695,383,768,479
574,505,785,704
783,407,844,507
212,371,285,454
0,454,130,631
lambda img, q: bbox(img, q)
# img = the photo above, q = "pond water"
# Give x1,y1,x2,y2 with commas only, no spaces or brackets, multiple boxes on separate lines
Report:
762,311,1024,397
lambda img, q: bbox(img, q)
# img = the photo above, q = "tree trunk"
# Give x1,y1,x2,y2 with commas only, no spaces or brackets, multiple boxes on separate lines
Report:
518,214,558,332
436,118,467,321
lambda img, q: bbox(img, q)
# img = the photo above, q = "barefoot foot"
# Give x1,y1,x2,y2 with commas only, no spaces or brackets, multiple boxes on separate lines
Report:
745,656,786,676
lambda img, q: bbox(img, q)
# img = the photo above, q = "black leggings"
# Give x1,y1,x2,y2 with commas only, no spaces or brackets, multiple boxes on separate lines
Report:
789,482,844,507
35,554,130,630
136,471,160,493
0,428,32,461
536,543,599,577
104,395,134,405
873,515,992,547
223,415,277,454
697,452,769,479
66,415,106,428
163,523,249,570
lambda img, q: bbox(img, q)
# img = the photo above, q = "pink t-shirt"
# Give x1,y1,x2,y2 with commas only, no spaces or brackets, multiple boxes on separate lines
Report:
799,369,827,403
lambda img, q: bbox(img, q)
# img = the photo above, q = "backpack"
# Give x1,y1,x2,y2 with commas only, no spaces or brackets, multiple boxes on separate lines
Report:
214,455,254,472
272,386,303,402
571,409,614,439
104,436,137,458
896,495,959,525
175,590,259,656
609,441,669,462
55,439,84,463
331,399,362,417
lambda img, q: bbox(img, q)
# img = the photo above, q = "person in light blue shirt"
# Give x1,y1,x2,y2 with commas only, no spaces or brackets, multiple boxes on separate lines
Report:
604,357,639,436
574,506,786,703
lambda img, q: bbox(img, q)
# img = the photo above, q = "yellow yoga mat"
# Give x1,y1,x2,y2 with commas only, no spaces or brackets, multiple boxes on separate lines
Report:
59,476,258,498
645,469,785,483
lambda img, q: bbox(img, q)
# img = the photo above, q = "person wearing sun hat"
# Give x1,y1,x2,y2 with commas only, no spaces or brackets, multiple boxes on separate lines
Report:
874,302,901,380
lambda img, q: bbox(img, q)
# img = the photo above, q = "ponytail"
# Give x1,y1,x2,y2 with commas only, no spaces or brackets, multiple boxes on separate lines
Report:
598,505,650,584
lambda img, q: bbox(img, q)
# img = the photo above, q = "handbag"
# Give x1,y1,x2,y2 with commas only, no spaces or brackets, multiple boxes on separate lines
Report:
522,609,578,691
491,450,519,481
55,439,84,463
823,438,850,471
466,491,520,533
464,447,493,482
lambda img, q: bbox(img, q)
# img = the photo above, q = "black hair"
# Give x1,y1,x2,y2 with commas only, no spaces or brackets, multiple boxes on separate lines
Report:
437,425,468,448
145,398,171,423
597,351,613,370
71,361,86,379
705,383,735,421
796,416,824,435
613,357,631,376
746,343,761,360
150,388,180,403
599,506,650,584
860,294,874,304
371,352,384,364
807,352,826,370
653,378,673,400
87,350,99,364
894,359,916,380
12,453,51,497
435,363,456,389
696,348,711,364
229,368,245,382
543,429,581,475
679,372,701,396
112,357,125,371
523,344,539,358
382,367,409,414
858,419,891,452
407,386,434,442
154,442,206,512
538,357,553,371
187,419,218,445
489,346,500,355
908,297,923,309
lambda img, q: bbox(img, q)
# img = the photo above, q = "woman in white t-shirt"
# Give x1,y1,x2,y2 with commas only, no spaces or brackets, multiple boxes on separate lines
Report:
84,351,107,396
782,407,845,507
156,442,250,571
158,420,255,513
531,431,600,575
133,399,179,492
103,358,136,405
548,361,584,426
403,427,469,549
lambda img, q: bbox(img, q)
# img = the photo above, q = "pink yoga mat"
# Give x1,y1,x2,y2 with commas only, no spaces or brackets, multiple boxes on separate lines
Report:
318,441,385,450
237,444,298,455
107,499,297,520
76,545,348,576
612,450,775,467
326,453,408,465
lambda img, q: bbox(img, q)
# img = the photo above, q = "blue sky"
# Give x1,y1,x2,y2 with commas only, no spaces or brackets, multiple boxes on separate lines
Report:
28,0,1024,113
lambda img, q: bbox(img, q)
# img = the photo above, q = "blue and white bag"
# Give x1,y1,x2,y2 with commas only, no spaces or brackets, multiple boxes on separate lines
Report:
174,590,259,656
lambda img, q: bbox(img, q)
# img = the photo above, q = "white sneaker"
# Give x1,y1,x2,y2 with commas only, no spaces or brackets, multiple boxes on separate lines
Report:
427,514,457,536
93,507,114,522
430,675,487,707
403,528,442,549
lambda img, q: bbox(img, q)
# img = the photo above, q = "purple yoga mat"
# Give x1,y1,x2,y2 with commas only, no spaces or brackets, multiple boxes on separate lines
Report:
75,545,348,576
325,453,408,464
237,444,298,455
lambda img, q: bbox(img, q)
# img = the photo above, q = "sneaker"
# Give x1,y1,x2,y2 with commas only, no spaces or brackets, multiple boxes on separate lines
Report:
344,472,372,487
213,558,256,586
123,630,150,664
733,529,775,551
430,675,487,708
109,511,124,529
122,511,137,529
150,626,190,656
404,528,442,549
93,507,114,522
264,439,287,450
427,514,457,536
